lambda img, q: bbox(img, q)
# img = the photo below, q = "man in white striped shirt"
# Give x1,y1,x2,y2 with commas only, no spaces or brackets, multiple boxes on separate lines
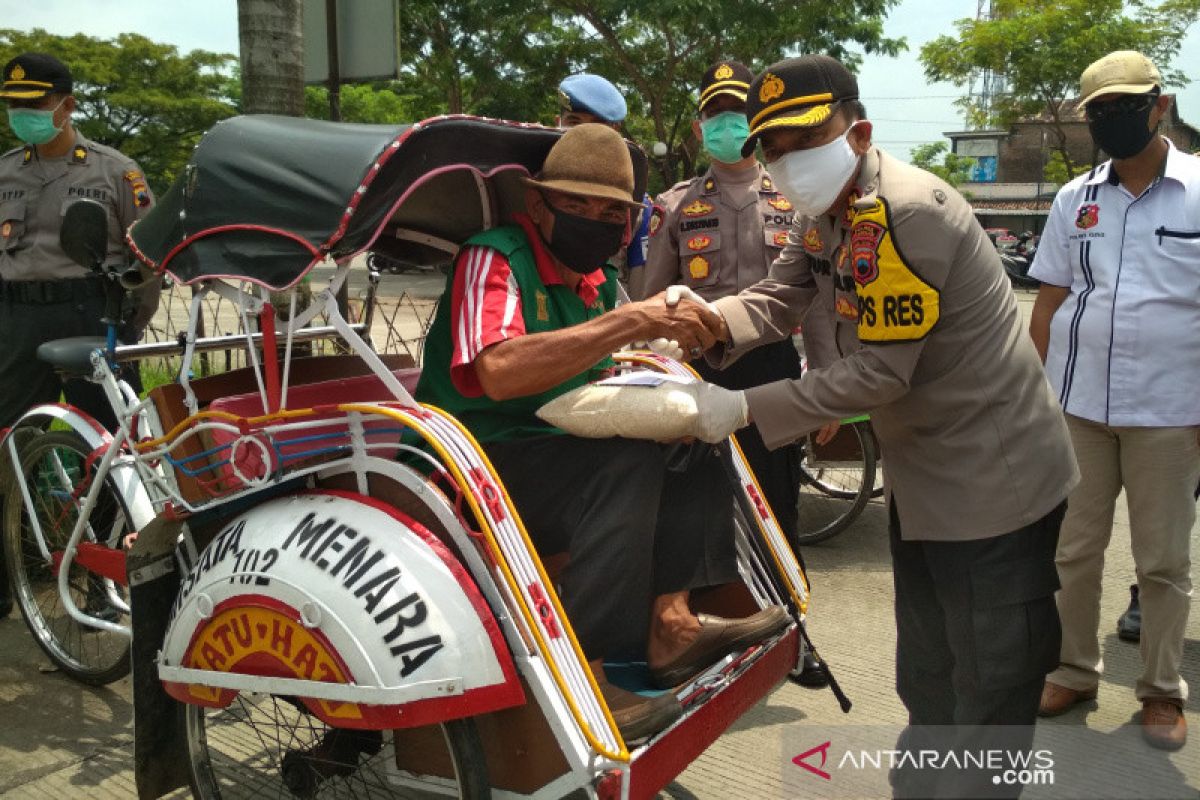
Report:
1029,50,1200,750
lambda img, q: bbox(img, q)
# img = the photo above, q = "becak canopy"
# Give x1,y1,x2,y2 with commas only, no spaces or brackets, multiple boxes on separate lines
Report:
127,114,649,290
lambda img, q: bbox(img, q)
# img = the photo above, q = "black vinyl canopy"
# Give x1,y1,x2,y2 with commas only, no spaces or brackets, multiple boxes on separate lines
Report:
128,114,650,290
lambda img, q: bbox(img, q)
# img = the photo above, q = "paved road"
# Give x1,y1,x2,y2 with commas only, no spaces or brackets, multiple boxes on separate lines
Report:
2,287,1197,798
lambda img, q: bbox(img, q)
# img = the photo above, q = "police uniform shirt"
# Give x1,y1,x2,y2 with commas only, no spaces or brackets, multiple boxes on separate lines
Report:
711,146,1079,541
642,161,795,303
1029,139,1200,427
0,131,154,282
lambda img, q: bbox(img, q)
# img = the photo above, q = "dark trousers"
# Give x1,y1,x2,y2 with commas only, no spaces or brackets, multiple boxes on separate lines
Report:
889,500,1065,799
0,293,141,606
691,338,802,549
0,293,141,431
484,435,738,661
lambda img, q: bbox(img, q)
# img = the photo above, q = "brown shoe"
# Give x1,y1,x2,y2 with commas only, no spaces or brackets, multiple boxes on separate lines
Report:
1141,700,1187,751
599,681,683,742
649,606,790,689
1037,681,1097,717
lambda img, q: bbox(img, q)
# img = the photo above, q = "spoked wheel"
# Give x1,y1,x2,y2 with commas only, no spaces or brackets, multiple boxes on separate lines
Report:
184,695,491,798
794,421,880,545
2,430,131,684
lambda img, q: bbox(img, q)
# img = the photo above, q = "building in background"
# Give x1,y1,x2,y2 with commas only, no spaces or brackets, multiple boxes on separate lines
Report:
946,96,1200,235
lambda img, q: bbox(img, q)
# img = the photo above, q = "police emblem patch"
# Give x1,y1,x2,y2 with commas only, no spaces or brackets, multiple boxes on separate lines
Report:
10,64,25,81
703,177,716,192
851,221,885,286
649,205,664,237
124,170,151,207
835,295,859,321
714,64,734,81
1075,203,1099,230
762,176,773,191
682,200,714,217
802,228,823,254
759,73,784,104
688,255,710,279
767,196,793,211
773,230,789,246
687,235,712,251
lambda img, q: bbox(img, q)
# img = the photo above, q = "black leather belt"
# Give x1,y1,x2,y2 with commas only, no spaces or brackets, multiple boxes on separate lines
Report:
0,275,105,304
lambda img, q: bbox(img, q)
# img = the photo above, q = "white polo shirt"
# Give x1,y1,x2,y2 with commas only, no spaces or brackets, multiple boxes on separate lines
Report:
1030,138,1200,427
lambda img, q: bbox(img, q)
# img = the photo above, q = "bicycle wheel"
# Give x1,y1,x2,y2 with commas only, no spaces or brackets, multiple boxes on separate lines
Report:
794,421,879,545
3,430,131,685
185,696,491,799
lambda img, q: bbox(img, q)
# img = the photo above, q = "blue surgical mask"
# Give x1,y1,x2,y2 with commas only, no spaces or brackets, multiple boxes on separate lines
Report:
7,97,66,145
700,111,750,164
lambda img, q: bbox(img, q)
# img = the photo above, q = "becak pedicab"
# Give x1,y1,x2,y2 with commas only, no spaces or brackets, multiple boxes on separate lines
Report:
119,113,848,799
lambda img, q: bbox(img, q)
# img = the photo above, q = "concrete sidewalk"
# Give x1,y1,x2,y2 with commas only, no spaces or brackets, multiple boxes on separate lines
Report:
1,286,1196,798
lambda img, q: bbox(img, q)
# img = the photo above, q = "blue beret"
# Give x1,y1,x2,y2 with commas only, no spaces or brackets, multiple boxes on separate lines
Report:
558,73,627,123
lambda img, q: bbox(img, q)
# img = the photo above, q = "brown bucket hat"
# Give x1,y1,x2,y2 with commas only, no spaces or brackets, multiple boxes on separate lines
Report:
523,123,642,208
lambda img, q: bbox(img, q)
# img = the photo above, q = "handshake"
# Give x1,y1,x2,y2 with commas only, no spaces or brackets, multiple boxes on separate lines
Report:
630,285,728,361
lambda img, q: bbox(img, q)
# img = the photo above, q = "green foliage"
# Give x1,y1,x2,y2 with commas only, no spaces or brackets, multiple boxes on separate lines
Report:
393,0,906,186
1042,149,1077,185
0,28,237,194
304,83,415,123
919,0,1200,176
909,141,975,187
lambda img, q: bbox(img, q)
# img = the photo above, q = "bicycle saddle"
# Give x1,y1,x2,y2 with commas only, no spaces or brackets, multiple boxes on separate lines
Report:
37,336,108,376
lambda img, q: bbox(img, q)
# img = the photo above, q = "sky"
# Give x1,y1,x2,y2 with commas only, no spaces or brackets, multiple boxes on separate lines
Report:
3,0,1199,164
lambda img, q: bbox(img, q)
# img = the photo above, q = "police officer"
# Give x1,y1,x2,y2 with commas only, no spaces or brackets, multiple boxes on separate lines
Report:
557,73,652,297
642,60,835,551
685,56,1079,798
0,53,159,617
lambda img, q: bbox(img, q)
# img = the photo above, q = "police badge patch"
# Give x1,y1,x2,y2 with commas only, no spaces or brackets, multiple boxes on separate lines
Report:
851,221,884,286
801,227,823,254
649,205,664,237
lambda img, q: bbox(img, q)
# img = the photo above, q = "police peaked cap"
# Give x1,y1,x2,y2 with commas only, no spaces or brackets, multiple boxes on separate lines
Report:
742,55,859,157
0,53,73,100
699,60,754,113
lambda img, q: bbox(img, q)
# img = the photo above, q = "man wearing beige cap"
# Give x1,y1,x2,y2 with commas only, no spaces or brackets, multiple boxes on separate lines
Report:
1029,50,1200,750
416,123,789,742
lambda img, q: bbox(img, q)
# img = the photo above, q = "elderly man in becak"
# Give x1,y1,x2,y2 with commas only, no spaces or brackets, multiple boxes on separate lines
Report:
414,123,788,742
1029,50,1200,751
681,55,1079,798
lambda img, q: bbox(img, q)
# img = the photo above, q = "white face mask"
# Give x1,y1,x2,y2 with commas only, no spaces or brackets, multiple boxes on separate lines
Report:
765,123,862,216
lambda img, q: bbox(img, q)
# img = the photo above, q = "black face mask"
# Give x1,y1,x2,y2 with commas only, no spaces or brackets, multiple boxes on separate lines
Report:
540,201,626,274
1088,102,1156,160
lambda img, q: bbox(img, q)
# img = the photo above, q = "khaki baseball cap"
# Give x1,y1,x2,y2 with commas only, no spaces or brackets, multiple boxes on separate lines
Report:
522,123,641,208
1079,50,1161,107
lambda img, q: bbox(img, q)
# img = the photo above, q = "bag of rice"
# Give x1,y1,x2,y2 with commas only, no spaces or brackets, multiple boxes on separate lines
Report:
536,372,699,440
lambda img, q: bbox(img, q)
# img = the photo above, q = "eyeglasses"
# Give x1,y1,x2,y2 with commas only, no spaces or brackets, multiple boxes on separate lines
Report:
1085,92,1158,121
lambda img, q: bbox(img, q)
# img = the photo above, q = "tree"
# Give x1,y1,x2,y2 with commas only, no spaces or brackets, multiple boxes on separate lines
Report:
304,83,415,123
920,0,1200,181
238,0,305,115
547,0,906,187
910,142,975,187
391,0,905,190
0,28,236,193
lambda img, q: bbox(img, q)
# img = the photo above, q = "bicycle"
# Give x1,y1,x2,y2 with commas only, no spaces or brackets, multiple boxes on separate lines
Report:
794,414,882,545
